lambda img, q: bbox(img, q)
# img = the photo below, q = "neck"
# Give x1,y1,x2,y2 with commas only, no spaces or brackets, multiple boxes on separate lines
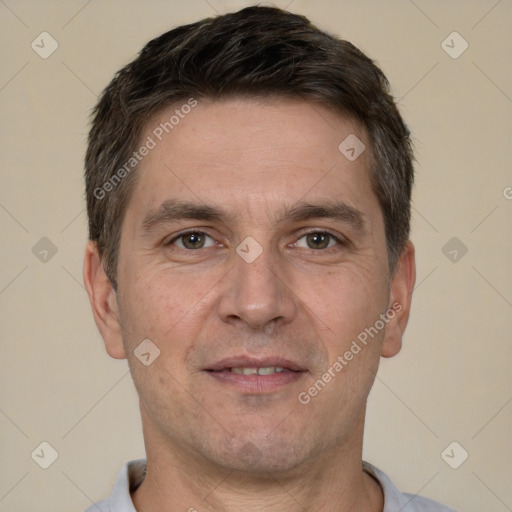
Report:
132,413,383,512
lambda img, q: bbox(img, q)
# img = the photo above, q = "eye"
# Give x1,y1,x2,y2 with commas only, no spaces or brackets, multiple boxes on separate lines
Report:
170,231,216,250
295,231,341,250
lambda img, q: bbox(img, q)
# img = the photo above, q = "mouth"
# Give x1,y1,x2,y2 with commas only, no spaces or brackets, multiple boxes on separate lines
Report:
229,366,286,375
204,357,307,393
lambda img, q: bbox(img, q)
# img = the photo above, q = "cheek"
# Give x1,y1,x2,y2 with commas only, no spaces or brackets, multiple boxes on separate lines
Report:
118,267,217,354
296,265,387,420
299,263,388,344
117,273,210,420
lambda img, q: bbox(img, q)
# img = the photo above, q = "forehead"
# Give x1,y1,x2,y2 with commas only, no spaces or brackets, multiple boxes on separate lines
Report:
128,97,379,224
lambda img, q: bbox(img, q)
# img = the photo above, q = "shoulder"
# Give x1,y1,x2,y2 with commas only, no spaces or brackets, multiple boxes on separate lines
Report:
400,493,457,512
83,459,146,512
84,499,110,512
363,462,457,512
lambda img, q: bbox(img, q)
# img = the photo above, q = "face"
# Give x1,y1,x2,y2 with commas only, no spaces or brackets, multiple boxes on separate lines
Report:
86,97,414,476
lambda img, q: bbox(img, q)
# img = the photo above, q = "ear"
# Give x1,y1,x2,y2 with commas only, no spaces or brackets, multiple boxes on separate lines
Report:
83,241,126,359
381,240,416,358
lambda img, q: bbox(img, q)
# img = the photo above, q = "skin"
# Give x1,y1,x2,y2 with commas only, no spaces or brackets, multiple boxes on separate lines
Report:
84,97,416,512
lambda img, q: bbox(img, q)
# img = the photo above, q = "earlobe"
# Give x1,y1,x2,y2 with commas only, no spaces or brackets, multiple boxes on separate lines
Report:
83,241,126,359
381,241,416,358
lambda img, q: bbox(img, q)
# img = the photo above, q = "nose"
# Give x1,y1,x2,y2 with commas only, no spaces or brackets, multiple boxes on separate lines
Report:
217,242,297,331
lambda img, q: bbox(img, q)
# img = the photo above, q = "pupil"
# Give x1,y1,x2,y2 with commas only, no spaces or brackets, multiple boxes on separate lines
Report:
308,233,328,249
186,233,203,248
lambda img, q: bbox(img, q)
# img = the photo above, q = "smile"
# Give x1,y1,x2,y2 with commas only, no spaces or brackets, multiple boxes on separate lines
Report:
205,359,306,393
229,366,285,375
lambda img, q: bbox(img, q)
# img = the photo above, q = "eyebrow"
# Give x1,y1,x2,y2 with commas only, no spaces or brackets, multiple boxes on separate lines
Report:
141,199,368,235
282,200,368,234
142,200,226,231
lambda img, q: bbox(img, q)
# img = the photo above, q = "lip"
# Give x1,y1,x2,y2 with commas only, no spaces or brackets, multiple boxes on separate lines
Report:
204,356,307,394
205,356,306,372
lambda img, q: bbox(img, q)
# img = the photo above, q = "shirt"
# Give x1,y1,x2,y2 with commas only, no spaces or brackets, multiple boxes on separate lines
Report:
85,459,456,512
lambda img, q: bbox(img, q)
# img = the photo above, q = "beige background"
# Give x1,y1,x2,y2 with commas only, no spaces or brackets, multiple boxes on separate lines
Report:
1,0,511,510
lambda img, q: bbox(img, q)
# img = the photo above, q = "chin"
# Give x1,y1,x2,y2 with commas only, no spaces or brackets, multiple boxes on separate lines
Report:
204,430,319,477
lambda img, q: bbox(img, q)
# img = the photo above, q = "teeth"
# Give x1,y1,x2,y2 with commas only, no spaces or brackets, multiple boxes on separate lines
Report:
230,367,285,375
258,366,284,375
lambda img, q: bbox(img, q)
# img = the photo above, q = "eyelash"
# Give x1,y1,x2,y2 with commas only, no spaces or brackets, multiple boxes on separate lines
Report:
167,229,218,249
293,230,344,250
166,229,345,251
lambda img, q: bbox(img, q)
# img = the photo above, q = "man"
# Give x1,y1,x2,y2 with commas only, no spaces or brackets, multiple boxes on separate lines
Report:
83,6,455,511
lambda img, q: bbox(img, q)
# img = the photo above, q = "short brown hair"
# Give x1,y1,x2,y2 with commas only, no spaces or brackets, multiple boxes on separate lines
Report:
85,5,414,287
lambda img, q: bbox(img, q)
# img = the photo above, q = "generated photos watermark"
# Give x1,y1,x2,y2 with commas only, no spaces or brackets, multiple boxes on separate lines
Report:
298,301,403,405
93,98,198,200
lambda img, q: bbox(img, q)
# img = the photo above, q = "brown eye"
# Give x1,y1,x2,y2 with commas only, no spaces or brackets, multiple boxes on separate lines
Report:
295,232,340,250
182,233,204,249
306,232,330,249
172,231,215,249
